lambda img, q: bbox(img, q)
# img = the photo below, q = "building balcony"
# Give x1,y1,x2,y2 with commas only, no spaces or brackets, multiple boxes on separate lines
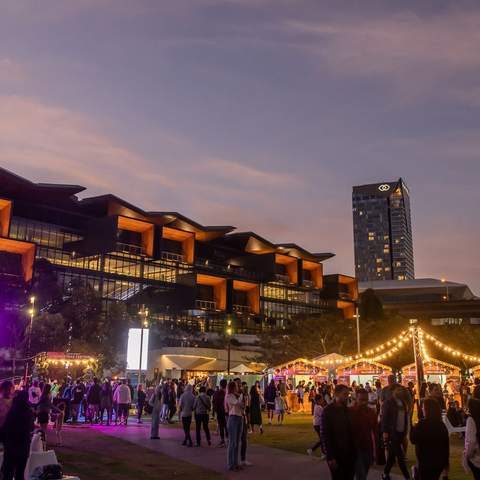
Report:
161,251,185,263
116,242,145,257
275,273,291,284
302,279,314,288
195,299,217,311
233,304,251,315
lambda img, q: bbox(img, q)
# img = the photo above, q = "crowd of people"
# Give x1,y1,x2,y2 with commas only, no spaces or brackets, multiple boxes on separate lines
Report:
1,374,480,479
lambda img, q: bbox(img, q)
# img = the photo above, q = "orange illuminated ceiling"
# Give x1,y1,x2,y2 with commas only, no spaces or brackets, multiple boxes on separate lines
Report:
0,198,12,237
275,253,298,284
233,280,259,315
337,275,359,301
303,260,323,289
163,226,195,264
337,300,356,320
0,237,35,282
117,215,154,257
197,274,225,286
245,237,276,254
196,274,227,310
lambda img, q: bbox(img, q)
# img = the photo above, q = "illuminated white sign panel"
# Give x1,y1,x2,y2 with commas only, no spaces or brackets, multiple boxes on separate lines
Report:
127,328,149,370
378,184,390,192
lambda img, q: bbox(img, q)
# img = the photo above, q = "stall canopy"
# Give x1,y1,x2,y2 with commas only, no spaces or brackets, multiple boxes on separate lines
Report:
337,359,392,385
312,353,346,366
401,358,460,379
269,357,328,379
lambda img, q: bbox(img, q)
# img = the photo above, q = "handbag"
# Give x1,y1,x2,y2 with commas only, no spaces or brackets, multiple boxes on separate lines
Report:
31,464,63,480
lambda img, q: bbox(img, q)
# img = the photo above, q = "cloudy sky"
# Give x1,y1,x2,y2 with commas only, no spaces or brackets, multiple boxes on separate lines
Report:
1,0,479,293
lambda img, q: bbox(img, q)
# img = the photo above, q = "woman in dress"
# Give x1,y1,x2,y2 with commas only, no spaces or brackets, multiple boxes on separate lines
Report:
249,381,263,434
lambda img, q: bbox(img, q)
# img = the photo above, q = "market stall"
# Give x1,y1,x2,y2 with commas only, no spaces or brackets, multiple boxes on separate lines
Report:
336,359,392,386
34,352,98,380
401,359,461,388
471,364,480,380
268,358,329,411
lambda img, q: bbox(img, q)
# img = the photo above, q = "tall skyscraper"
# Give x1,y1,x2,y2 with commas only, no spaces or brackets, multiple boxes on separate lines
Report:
352,178,414,282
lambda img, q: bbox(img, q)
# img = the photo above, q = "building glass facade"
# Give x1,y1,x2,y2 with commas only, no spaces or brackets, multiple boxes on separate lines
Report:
352,178,414,282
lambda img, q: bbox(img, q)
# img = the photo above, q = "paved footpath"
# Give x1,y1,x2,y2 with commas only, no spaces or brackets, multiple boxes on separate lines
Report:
93,422,397,480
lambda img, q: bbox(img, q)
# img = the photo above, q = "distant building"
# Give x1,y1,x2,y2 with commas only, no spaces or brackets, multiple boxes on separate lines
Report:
359,278,480,325
352,178,414,282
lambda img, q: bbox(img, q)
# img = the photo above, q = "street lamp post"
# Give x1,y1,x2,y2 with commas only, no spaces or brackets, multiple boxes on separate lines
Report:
441,278,449,301
353,306,361,354
138,306,149,387
226,316,233,375
24,296,36,382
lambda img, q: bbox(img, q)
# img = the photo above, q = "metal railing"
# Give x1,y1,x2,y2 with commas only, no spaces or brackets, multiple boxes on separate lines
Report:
161,251,185,263
233,304,251,315
275,273,291,283
195,299,217,311
116,242,145,256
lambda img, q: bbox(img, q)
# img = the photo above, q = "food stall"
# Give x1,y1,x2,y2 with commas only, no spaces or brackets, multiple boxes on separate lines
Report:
472,365,480,380
336,359,392,386
401,359,461,389
268,358,329,411
34,352,98,380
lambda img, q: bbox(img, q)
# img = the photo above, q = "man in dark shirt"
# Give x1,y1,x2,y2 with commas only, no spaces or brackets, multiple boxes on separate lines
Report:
320,384,355,480
213,379,228,446
349,388,378,480
71,380,85,423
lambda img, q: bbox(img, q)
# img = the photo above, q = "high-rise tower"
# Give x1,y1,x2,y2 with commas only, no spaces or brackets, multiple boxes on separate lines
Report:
352,178,414,282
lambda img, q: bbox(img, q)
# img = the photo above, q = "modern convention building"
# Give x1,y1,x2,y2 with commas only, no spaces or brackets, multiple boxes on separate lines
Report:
0,167,358,339
359,278,480,326
352,178,414,282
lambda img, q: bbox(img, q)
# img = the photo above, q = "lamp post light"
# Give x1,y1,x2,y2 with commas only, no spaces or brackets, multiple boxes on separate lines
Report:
24,296,36,382
226,316,233,375
138,306,149,387
353,306,361,354
441,278,449,301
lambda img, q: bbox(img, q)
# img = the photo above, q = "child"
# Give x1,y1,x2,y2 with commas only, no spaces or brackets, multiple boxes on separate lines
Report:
274,391,286,425
306,394,325,459
51,401,66,446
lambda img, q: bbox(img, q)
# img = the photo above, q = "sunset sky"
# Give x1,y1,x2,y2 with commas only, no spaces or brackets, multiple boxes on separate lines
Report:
1,1,479,293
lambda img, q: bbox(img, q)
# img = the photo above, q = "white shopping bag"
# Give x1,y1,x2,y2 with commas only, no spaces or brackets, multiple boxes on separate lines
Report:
25,450,58,480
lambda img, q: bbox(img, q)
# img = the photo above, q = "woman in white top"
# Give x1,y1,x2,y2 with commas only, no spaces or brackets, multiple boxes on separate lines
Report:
464,399,480,479
225,381,244,471
306,393,325,458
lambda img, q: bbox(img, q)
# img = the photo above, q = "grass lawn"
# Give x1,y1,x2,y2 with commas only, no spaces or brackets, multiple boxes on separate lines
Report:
54,427,223,480
247,413,468,480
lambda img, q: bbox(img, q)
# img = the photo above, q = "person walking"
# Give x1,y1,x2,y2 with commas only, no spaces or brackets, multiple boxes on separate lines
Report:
320,384,355,480
225,381,244,471
149,383,162,440
264,379,277,425
1,390,34,480
349,388,378,480
275,390,286,425
113,379,132,426
464,398,480,480
86,377,101,424
381,385,411,480
410,398,449,480
70,379,85,423
37,383,53,435
193,386,211,446
99,379,113,425
179,384,195,446
239,382,252,466
213,379,228,446
249,382,263,434
0,380,14,430
307,394,325,457
28,380,41,408
137,384,146,424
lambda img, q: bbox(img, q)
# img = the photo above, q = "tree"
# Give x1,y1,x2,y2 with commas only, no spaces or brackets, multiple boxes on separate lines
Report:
359,288,384,322
257,312,355,366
